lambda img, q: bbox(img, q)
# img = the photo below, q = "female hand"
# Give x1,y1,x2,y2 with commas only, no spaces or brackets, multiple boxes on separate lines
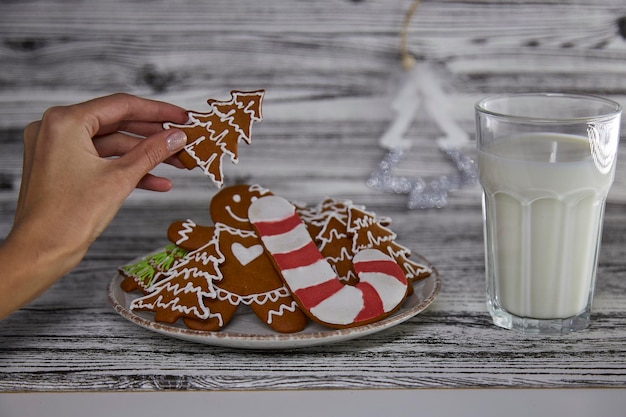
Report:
1,93,189,318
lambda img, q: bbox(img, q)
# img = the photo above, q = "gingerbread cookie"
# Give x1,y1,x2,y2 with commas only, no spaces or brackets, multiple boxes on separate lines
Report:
249,195,410,329
296,197,432,286
346,205,432,282
130,235,225,328
130,184,308,333
119,244,188,294
163,90,265,187
122,184,429,332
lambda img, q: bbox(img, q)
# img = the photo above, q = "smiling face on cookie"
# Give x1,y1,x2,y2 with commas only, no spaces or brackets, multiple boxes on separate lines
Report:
210,184,273,230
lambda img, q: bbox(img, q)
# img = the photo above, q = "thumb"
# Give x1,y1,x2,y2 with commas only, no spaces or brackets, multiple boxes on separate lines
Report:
117,128,187,188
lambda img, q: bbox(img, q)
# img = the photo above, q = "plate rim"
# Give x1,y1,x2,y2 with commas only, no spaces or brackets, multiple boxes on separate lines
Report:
107,250,441,349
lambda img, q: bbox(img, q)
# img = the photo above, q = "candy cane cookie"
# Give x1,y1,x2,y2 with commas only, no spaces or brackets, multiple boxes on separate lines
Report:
249,195,409,329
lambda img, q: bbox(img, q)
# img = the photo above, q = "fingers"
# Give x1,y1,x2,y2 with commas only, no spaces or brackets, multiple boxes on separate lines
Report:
117,120,184,138
21,94,190,200
136,173,175,192
92,132,140,157
93,131,187,169
114,128,188,189
65,93,189,138
16,121,43,216
21,121,40,173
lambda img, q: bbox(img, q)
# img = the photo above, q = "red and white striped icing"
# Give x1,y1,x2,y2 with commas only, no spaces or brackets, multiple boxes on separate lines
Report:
249,195,408,328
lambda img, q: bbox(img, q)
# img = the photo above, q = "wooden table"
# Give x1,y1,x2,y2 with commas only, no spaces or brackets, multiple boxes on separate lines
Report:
1,0,626,414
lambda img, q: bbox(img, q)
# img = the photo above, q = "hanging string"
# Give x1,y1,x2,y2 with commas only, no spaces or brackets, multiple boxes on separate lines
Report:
400,0,420,71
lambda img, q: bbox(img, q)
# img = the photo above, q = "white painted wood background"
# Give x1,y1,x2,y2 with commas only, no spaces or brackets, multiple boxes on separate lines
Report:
1,0,626,392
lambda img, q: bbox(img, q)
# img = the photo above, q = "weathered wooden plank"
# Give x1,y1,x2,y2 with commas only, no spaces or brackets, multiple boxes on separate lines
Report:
0,1,624,127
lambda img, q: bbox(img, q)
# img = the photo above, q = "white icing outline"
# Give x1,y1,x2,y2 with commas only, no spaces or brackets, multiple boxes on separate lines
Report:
223,185,273,225
231,242,263,266
316,213,349,251
175,219,197,246
267,301,299,325
225,205,248,224
213,284,291,307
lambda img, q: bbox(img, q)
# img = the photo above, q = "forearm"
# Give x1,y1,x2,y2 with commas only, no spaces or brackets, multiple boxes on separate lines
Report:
0,224,88,319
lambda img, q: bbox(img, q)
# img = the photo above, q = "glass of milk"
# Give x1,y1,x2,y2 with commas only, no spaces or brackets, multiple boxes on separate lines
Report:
475,93,621,334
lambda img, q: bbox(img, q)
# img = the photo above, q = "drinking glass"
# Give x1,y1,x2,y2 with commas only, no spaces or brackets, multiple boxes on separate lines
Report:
475,93,621,334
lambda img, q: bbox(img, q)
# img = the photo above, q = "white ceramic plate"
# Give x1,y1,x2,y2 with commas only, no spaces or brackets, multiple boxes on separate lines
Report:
108,253,440,350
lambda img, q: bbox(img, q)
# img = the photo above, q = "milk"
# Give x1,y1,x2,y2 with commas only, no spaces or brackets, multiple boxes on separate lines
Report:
479,133,616,319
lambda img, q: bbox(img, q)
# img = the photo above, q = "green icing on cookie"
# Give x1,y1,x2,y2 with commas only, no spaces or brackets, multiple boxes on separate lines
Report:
120,244,189,288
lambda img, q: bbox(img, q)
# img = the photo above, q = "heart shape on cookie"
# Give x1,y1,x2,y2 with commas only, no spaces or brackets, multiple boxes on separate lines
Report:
231,242,264,266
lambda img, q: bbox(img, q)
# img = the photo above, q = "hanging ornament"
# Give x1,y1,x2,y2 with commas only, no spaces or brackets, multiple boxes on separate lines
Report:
367,0,478,209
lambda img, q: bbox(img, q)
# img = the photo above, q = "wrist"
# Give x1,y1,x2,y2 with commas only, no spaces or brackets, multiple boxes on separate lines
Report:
0,221,89,318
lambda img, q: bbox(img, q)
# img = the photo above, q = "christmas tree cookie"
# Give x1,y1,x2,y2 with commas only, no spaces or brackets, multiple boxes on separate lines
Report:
163,90,265,187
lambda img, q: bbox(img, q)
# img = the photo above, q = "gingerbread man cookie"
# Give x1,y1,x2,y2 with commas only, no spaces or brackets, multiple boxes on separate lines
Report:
132,184,308,333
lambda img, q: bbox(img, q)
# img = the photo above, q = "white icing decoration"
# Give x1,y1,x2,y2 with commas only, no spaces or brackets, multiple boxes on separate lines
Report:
175,219,197,246
323,246,353,266
346,206,377,233
259,223,309,254
280,260,337,292
215,222,256,238
131,280,213,320
359,272,407,311
352,230,397,254
231,242,263,266
316,214,349,252
131,273,223,326
399,258,432,280
341,270,357,284
213,91,264,144
249,184,272,196
266,301,299,325
225,205,248,224
185,141,225,187
223,185,272,224
309,286,364,325
213,284,291,306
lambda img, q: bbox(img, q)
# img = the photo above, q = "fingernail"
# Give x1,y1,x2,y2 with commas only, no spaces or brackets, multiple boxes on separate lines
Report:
166,129,187,152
